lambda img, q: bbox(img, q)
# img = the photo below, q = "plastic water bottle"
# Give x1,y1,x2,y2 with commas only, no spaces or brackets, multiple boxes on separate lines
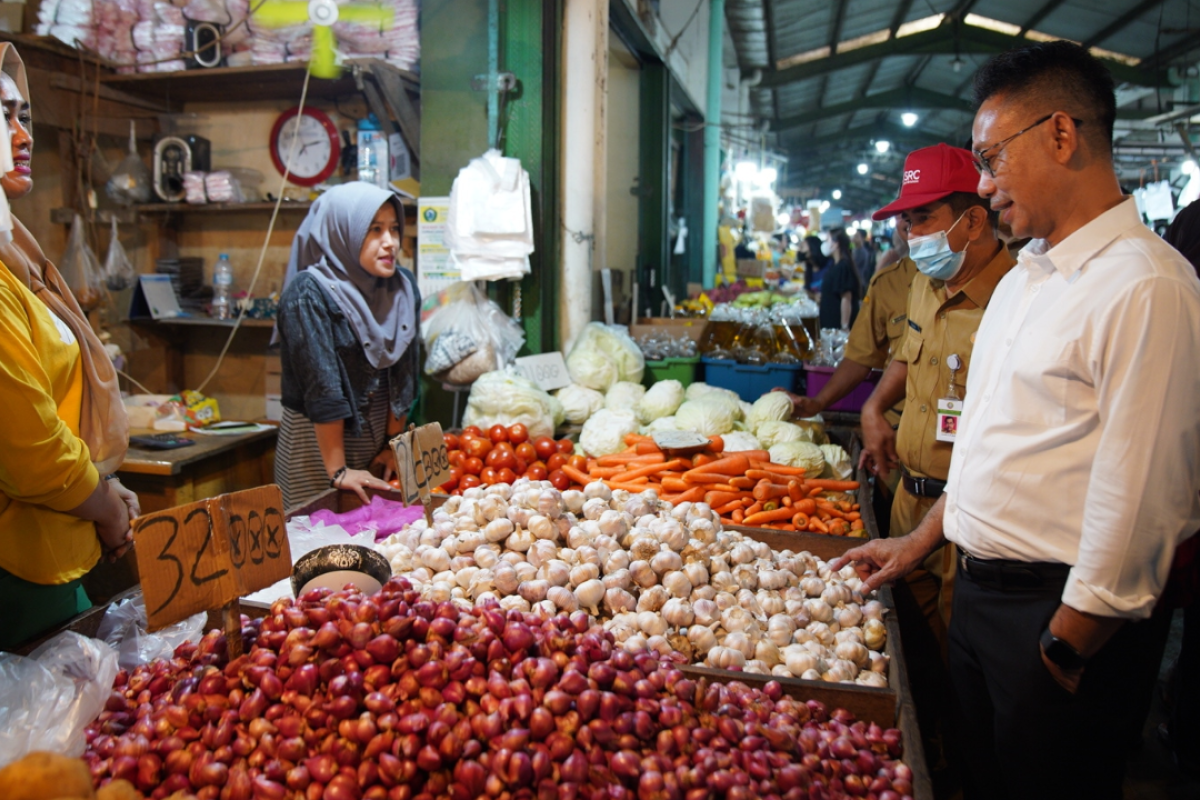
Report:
212,253,234,320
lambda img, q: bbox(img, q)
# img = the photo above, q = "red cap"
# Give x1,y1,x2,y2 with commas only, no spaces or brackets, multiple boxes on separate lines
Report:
872,143,980,221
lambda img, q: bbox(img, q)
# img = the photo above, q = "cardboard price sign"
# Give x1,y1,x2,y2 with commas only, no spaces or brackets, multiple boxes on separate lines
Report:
132,485,292,632
390,422,453,505
514,353,571,392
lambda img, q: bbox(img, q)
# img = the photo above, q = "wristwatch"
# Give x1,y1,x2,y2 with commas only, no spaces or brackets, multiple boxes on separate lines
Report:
1040,628,1087,671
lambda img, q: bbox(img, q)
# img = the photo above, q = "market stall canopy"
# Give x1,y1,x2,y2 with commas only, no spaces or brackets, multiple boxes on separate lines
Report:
724,0,1200,210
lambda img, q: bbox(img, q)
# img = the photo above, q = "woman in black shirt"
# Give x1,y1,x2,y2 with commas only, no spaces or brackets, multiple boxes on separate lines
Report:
817,229,861,330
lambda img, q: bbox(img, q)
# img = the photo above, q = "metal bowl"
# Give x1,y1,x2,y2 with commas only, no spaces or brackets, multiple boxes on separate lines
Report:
291,544,392,598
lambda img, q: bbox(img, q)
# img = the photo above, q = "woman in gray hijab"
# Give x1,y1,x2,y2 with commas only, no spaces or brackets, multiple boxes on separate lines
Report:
274,182,420,508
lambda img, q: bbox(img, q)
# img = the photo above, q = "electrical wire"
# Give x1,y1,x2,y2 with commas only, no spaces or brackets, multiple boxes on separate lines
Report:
663,0,706,58
116,368,156,397
194,66,313,394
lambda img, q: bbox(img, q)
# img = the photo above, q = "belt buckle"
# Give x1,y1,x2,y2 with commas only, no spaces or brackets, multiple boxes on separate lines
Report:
912,477,926,494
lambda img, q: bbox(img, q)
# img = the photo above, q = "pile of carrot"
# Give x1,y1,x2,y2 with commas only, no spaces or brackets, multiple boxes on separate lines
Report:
561,434,865,537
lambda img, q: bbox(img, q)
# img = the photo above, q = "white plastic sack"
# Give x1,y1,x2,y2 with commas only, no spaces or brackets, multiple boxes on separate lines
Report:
446,150,534,281
566,323,645,392
95,594,206,671
0,632,118,767
462,369,564,439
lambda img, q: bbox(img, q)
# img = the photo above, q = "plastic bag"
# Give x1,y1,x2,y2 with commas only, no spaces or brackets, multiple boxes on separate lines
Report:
565,322,645,392
422,282,524,384
105,121,151,205
58,214,104,311
0,632,118,767
95,594,205,671
462,368,564,439
102,218,136,291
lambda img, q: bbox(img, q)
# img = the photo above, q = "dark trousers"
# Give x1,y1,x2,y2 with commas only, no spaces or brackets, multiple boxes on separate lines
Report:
1172,602,1200,762
949,569,1160,800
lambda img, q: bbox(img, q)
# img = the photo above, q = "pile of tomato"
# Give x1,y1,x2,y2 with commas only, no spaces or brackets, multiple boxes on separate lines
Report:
436,424,586,495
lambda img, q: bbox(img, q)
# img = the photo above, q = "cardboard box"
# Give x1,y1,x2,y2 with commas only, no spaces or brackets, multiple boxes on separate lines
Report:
0,3,25,34
630,317,709,345
736,259,765,278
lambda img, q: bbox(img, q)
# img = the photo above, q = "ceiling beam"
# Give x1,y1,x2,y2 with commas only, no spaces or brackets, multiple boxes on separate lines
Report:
763,0,781,133
1082,0,1167,48
1138,28,1200,69
759,22,1166,88
1019,0,1070,34
781,120,942,152
775,87,973,131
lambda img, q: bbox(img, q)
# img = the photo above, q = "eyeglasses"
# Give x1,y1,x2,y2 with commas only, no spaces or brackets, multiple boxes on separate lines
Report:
972,113,1084,177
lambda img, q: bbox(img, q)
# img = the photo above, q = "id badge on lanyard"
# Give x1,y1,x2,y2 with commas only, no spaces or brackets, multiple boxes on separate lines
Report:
936,354,963,443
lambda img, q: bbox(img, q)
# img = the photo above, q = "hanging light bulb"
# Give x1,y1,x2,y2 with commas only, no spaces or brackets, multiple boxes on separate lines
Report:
832,189,842,200
901,112,919,127
857,163,869,175
875,140,891,154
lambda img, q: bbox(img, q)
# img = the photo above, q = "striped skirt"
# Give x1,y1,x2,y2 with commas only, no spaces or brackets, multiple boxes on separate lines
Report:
274,391,390,510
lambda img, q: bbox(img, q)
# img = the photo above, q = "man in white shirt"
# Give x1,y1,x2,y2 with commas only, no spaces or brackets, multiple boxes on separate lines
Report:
833,40,1200,799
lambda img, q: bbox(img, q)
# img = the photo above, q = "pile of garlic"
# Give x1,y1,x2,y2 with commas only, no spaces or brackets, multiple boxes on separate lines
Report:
375,478,888,687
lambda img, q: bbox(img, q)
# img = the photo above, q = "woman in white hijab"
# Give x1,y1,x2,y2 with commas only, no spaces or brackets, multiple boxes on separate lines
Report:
274,182,420,509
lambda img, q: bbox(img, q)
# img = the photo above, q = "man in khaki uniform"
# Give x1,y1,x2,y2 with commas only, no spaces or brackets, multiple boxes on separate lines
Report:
860,144,1016,643
784,231,916,424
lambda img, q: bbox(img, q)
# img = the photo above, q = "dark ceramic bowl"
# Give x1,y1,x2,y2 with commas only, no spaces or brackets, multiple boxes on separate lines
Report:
291,544,392,598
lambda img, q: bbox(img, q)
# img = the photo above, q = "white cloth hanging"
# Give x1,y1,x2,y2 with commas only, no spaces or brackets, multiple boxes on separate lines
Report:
445,149,534,281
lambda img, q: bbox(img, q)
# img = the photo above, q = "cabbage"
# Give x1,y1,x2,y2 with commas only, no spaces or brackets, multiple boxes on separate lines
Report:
566,323,645,391
747,392,795,433
721,431,763,452
795,416,829,445
739,400,754,421
580,409,640,457
768,441,826,476
605,381,647,413
463,369,565,439
641,416,680,434
685,382,741,405
820,444,853,480
756,420,815,449
635,380,685,423
555,383,605,425
674,399,738,437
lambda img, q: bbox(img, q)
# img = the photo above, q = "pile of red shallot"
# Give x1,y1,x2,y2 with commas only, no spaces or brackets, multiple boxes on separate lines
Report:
85,578,915,800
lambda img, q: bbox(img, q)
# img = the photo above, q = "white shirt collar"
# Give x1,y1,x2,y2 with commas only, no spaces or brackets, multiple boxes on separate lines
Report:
1017,197,1143,281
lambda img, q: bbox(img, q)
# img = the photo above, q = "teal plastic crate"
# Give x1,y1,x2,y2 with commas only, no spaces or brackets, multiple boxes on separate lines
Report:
700,357,804,402
643,356,700,388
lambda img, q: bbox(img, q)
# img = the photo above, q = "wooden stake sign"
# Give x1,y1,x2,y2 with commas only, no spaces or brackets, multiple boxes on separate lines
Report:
390,422,452,521
132,485,292,656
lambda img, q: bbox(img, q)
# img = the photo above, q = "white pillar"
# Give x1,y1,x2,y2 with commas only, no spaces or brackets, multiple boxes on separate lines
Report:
560,0,608,348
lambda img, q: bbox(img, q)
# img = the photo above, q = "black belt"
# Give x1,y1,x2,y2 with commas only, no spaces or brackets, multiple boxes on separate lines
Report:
958,553,1072,590
900,465,946,498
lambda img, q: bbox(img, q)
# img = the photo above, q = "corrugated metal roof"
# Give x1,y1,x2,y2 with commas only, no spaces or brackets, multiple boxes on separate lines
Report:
725,0,1200,208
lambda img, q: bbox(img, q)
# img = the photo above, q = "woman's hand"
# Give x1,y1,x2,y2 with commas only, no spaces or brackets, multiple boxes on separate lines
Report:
334,467,395,505
371,446,398,482
108,477,141,522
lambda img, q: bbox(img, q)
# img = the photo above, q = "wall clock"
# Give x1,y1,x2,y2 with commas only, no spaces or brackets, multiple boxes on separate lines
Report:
269,106,340,187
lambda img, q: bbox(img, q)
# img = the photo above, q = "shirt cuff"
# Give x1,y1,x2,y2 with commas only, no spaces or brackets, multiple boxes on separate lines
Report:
1061,571,1158,620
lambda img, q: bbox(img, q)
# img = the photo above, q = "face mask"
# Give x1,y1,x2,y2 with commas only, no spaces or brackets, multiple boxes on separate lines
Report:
820,240,832,257
908,210,969,281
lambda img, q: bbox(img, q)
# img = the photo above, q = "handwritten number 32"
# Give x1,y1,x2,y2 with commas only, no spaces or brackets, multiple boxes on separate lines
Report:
144,508,229,617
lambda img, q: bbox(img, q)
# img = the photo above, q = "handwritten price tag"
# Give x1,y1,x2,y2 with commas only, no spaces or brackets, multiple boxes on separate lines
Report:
390,422,453,505
132,485,291,631
515,353,571,392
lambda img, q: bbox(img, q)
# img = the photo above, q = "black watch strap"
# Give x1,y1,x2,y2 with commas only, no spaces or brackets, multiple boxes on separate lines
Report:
1040,627,1087,671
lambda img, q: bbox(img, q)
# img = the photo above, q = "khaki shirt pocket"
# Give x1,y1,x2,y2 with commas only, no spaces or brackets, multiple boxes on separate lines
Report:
900,328,923,365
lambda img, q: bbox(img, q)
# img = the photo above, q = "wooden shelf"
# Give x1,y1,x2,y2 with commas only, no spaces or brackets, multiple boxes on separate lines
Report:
99,59,418,109
51,196,414,224
129,316,277,329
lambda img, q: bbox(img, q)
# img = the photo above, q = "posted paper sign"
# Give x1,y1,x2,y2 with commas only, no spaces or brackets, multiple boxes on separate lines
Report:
417,197,457,298
515,353,571,392
390,422,453,505
133,485,292,630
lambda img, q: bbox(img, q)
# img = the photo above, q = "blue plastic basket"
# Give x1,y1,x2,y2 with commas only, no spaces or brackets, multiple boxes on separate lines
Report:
700,358,805,402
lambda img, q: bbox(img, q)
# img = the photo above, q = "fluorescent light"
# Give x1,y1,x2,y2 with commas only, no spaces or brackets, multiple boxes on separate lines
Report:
875,140,890,154
1183,159,1198,176
965,14,1020,36
857,163,869,175
735,161,757,182
901,112,919,127
896,14,943,38
820,201,831,213
832,189,843,200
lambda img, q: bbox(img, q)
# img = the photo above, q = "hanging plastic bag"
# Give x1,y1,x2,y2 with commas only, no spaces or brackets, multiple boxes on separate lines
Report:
58,213,104,311
0,632,119,767
105,121,151,206
421,281,524,385
95,594,206,671
102,217,136,291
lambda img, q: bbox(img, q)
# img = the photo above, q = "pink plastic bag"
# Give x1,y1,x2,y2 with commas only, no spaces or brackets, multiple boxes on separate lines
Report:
309,494,425,541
